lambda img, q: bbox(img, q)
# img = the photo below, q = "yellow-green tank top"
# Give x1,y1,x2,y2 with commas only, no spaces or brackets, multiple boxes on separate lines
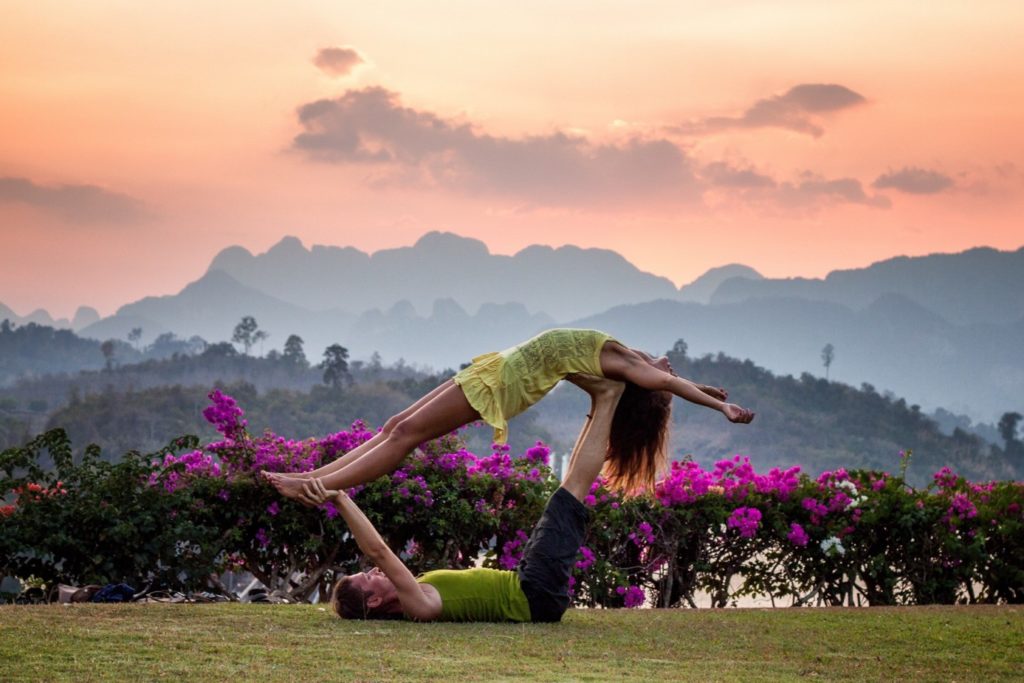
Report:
452,328,616,444
416,568,531,622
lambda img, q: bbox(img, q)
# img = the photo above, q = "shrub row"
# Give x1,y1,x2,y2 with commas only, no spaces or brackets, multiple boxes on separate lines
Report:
2,391,1021,606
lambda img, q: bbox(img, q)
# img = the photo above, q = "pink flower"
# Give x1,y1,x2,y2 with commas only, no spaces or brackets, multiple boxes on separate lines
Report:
615,585,645,608
727,506,762,538
787,523,809,547
575,546,596,571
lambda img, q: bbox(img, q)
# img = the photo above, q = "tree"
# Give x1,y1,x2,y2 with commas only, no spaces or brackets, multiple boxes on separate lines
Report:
100,339,116,371
368,351,383,378
321,344,352,389
667,338,689,370
232,316,266,356
821,343,835,380
127,327,143,350
186,335,208,355
283,334,309,369
202,341,238,358
997,412,1023,458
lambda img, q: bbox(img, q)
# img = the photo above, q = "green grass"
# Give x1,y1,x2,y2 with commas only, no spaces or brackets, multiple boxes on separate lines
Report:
1,604,1021,682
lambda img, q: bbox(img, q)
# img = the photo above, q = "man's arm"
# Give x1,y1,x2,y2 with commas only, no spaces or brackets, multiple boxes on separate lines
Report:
561,374,625,499
308,480,442,621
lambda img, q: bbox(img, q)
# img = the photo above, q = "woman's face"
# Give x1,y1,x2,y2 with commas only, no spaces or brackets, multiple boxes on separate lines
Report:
639,351,675,376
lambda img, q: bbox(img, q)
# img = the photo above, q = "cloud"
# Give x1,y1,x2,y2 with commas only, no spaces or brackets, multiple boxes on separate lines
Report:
0,177,150,224
313,46,365,77
701,161,776,188
778,174,890,208
873,166,954,194
678,83,866,138
291,87,701,207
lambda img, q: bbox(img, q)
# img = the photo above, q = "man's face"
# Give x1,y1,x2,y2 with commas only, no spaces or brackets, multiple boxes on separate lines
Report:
349,567,398,607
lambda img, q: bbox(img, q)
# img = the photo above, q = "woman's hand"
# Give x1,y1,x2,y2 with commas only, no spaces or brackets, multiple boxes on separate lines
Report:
722,403,755,424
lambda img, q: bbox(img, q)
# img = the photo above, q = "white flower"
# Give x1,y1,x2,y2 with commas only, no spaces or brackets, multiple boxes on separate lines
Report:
719,523,728,534
837,480,859,497
820,536,846,556
846,495,868,510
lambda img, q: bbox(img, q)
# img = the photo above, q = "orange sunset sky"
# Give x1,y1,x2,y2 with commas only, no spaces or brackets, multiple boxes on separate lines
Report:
2,1,1022,320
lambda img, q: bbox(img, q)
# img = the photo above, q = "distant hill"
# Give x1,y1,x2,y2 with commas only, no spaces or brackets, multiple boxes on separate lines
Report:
206,231,680,320
678,264,763,304
81,269,340,353
710,246,1024,325
0,302,99,331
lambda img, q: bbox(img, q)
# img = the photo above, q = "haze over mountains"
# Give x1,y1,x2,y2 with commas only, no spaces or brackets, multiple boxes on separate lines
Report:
2,232,1021,422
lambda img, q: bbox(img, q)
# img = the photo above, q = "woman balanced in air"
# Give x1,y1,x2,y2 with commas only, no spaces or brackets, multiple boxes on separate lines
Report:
265,328,754,504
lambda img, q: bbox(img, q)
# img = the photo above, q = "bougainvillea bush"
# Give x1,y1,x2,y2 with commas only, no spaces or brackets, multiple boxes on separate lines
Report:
2,390,1022,606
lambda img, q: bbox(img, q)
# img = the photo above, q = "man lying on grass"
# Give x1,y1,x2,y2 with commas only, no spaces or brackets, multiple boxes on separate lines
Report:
306,373,626,622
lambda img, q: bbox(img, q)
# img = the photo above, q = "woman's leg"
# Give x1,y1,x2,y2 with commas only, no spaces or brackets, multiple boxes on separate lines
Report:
269,382,480,502
268,380,456,481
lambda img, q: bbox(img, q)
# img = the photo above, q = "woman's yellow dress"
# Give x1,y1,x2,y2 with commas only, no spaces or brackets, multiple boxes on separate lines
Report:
452,328,617,444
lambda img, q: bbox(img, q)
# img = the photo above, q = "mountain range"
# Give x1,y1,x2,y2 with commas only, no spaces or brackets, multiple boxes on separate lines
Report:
1,232,1021,422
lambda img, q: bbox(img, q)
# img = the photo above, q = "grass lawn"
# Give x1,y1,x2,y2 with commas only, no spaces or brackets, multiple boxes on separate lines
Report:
1,604,1021,681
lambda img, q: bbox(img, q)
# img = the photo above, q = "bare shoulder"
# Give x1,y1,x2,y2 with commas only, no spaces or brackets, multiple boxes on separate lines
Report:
599,340,642,379
405,582,443,622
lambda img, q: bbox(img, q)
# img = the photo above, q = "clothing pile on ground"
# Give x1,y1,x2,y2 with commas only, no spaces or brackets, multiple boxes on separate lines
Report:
34,582,242,604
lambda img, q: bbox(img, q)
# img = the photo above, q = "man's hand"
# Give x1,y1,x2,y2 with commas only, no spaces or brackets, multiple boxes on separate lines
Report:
565,372,626,399
722,403,755,424
301,478,344,507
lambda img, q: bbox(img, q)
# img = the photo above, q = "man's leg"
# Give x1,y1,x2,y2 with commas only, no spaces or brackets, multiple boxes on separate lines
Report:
516,375,623,622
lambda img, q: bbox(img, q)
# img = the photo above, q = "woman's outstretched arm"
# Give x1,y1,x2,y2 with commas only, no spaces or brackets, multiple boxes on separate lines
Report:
600,345,755,423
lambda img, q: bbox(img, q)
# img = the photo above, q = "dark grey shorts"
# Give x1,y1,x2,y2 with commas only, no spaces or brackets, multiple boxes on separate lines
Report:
517,487,588,622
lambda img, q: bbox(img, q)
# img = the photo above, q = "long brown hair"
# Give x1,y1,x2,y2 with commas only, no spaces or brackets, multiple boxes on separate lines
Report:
603,382,672,493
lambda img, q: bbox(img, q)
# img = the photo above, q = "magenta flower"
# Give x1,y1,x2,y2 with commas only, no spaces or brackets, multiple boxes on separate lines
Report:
787,523,810,547
499,529,530,570
727,506,762,538
575,546,596,571
615,585,645,608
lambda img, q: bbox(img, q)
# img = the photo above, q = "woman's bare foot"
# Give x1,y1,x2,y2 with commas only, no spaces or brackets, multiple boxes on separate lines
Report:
259,470,310,483
265,472,313,502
